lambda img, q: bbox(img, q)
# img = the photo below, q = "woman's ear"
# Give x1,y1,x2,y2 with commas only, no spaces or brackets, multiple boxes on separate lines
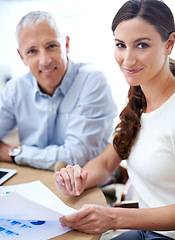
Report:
166,32,175,55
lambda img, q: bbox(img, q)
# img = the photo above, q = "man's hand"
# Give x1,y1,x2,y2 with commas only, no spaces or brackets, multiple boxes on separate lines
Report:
0,141,13,163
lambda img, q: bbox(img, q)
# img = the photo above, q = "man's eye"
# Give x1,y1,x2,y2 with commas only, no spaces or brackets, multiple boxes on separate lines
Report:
116,43,126,48
137,43,149,49
27,49,36,54
48,44,57,49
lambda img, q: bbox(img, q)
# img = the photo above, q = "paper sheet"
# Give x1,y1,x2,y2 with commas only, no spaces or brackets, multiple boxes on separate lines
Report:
0,181,77,239
0,219,71,240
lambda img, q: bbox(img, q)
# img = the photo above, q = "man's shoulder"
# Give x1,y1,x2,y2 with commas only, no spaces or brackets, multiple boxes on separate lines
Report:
10,71,33,82
78,62,104,76
0,72,35,101
6,72,35,88
68,59,107,79
72,62,108,87
70,62,110,94
63,60,109,94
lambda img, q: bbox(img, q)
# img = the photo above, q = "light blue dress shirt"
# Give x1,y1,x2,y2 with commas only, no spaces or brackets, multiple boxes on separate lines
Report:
0,60,117,170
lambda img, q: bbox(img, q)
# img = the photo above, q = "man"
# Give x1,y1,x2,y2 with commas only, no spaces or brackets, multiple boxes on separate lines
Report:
0,11,117,171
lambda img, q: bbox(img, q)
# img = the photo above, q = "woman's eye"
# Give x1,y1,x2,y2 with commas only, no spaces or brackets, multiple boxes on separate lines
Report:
137,43,149,49
116,43,126,48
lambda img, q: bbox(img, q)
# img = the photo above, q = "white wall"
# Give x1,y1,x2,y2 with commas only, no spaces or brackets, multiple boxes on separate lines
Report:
0,0,175,113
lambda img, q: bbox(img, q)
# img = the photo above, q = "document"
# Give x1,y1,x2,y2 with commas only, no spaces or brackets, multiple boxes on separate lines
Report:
0,181,77,239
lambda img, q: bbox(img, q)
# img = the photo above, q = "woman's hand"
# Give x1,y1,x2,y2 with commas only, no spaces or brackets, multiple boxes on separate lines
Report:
54,164,88,196
59,204,114,234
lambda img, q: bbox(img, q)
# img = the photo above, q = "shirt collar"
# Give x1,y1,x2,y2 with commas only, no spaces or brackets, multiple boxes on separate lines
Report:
58,59,75,96
33,59,76,99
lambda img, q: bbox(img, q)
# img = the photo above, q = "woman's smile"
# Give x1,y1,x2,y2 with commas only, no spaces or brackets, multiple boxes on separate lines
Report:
123,67,143,74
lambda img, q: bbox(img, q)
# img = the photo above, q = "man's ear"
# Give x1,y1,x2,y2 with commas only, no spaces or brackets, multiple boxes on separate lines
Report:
17,49,28,66
166,32,175,55
65,36,70,56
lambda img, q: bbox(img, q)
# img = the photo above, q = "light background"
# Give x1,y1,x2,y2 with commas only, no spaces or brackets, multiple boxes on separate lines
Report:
0,0,175,113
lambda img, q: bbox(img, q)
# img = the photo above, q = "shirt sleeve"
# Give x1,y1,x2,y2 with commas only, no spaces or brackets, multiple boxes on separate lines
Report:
0,81,17,140
15,70,117,170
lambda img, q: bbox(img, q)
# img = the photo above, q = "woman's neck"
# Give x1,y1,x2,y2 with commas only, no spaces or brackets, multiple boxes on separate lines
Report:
141,71,175,113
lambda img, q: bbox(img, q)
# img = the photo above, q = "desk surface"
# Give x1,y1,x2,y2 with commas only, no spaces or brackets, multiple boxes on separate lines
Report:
1,162,107,240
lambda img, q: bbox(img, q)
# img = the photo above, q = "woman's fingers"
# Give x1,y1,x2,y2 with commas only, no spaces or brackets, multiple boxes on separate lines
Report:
60,166,73,192
73,165,88,195
59,204,113,234
54,165,87,196
60,205,89,225
81,170,88,189
54,171,65,185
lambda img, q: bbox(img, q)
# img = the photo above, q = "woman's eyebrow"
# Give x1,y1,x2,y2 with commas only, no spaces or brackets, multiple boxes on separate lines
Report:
134,37,152,43
115,37,152,43
115,38,124,42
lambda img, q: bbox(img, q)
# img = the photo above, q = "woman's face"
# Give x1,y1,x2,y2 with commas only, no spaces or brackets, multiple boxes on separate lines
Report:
114,17,169,87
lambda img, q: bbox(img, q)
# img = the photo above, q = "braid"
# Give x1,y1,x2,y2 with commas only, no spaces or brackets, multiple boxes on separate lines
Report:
113,86,146,159
113,57,175,160
169,58,175,76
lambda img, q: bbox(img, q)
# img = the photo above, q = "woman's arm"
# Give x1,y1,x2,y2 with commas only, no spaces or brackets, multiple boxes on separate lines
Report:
112,204,175,231
54,143,121,196
83,143,121,189
59,204,175,234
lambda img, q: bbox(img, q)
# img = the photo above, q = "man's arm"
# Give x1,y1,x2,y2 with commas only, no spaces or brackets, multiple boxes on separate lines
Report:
0,70,117,171
0,141,13,163
15,71,117,170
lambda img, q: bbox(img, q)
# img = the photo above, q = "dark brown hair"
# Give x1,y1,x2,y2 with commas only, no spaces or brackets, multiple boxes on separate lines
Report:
112,0,175,160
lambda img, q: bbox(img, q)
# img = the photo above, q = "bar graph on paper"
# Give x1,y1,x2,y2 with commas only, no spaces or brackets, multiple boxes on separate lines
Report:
0,181,75,239
0,219,47,239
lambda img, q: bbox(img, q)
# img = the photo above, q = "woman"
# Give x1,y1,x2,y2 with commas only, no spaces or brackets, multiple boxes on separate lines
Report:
54,0,175,239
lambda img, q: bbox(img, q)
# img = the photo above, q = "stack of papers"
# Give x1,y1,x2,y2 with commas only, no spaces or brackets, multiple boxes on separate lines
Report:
0,181,76,240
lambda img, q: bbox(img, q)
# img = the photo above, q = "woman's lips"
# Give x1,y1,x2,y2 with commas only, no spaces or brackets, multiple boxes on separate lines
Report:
123,67,143,74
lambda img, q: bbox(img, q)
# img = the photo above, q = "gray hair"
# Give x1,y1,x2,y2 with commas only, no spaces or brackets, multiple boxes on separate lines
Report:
16,11,58,48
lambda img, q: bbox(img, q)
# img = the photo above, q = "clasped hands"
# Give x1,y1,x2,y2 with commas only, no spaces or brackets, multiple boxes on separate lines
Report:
54,164,88,196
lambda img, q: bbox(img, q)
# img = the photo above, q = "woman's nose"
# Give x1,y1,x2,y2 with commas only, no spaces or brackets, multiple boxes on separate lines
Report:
123,50,137,67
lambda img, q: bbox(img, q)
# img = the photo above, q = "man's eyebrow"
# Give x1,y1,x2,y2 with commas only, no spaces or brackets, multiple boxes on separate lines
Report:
45,40,59,45
23,41,59,52
24,46,36,52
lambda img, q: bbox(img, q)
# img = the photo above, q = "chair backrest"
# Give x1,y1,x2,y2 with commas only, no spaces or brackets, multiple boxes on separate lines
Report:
115,179,139,208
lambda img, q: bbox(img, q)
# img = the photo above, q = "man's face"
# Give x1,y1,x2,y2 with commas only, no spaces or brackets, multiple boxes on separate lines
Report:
18,21,69,95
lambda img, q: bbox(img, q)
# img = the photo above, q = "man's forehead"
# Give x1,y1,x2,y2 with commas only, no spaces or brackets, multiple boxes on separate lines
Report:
19,22,62,46
20,21,58,34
